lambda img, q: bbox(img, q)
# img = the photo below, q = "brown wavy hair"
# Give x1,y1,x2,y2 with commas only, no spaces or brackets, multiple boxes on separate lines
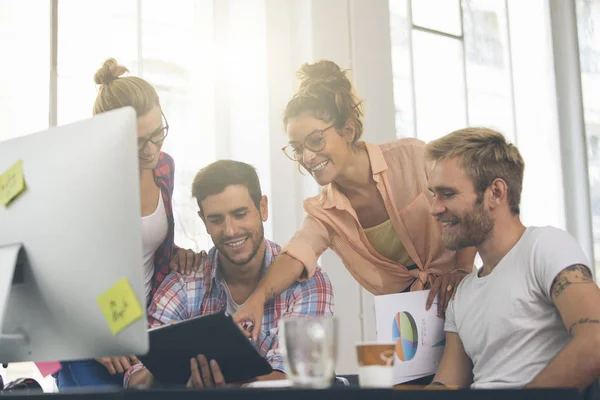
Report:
283,60,364,144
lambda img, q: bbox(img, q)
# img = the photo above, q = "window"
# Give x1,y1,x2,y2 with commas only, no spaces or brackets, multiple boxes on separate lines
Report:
390,0,514,141
412,30,467,142
0,0,49,140
462,0,514,140
389,0,414,137
577,0,600,276
56,0,269,252
389,0,567,265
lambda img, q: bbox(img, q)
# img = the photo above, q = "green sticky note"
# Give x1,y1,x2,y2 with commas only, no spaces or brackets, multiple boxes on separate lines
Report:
0,160,26,206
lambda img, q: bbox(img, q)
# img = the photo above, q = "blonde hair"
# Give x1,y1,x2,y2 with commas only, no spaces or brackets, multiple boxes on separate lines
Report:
283,60,364,144
425,127,525,215
93,58,160,116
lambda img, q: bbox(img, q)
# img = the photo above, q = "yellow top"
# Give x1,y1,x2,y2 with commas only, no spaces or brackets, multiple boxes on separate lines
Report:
363,219,414,267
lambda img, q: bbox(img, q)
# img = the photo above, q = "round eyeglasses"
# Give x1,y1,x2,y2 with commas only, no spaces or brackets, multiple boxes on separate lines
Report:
282,124,335,161
138,111,169,152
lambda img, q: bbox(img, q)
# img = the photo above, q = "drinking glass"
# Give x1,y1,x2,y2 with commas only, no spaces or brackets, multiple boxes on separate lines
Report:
279,317,337,388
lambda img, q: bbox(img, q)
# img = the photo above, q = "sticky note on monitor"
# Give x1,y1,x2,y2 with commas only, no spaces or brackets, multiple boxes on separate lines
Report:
0,160,26,206
97,278,144,335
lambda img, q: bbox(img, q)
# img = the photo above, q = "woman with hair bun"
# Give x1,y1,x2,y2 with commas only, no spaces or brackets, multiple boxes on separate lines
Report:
234,60,476,346
56,58,198,390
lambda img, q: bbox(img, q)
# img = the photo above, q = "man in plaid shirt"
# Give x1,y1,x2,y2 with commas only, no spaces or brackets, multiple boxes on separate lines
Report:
125,160,334,388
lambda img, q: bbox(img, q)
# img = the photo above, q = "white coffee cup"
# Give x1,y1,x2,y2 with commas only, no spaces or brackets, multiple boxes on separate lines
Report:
355,342,396,388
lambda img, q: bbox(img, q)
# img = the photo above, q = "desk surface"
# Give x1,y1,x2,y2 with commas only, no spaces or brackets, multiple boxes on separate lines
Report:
0,387,581,400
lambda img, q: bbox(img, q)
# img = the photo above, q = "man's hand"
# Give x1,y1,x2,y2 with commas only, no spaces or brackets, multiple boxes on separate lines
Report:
426,270,468,317
186,355,232,389
170,248,204,275
96,356,140,375
233,293,266,342
127,367,154,388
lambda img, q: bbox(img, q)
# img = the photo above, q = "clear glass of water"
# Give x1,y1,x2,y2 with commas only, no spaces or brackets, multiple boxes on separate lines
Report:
279,316,337,389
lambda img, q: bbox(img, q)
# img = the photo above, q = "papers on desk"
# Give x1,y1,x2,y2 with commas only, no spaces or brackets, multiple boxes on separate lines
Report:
374,290,445,384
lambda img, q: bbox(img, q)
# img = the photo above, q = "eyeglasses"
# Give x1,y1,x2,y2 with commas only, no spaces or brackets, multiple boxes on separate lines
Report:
138,111,169,152
282,124,335,161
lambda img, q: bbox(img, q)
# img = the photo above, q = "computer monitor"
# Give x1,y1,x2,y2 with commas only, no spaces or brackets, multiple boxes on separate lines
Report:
0,106,148,362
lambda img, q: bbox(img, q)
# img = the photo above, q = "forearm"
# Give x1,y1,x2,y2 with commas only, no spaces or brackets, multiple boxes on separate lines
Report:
251,254,305,303
527,335,600,390
428,333,473,389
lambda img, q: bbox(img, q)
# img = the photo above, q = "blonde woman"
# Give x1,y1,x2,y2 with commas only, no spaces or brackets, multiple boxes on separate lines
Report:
56,59,197,390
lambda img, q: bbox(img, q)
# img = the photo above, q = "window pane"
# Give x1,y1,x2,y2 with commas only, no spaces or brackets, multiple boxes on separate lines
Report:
412,30,466,142
57,0,137,125
0,0,49,139
462,0,515,141
412,0,462,36
389,0,415,138
577,0,600,276
142,0,216,252
226,0,272,238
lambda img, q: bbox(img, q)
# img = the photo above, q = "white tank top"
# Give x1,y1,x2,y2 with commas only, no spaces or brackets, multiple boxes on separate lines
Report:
141,189,168,301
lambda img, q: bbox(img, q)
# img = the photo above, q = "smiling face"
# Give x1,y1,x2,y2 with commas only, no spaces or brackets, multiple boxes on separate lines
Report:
199,185,267,266
285,113,355,186
428,157,494,250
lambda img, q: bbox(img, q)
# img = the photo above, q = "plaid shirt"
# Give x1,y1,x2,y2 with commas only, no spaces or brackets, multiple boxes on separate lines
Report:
150,152,178,301
124,239,334,387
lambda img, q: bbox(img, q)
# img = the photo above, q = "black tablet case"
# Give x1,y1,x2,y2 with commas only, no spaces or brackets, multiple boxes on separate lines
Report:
138,312,273,385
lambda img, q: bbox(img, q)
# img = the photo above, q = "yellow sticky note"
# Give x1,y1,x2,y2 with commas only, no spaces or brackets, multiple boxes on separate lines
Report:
97,278,144,335
0,160,26,206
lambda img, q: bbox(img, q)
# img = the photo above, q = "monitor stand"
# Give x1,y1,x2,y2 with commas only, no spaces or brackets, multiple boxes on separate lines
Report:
0,244,28,345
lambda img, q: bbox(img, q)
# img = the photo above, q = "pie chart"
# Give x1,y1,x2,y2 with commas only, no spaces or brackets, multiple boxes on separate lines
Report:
392,311,418,361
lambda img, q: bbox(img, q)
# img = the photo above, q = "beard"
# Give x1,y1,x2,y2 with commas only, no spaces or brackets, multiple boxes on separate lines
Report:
441,200,494,251
215,223,265,266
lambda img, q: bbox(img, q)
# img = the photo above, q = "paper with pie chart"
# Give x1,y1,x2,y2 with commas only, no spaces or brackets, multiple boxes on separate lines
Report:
375,290,445,384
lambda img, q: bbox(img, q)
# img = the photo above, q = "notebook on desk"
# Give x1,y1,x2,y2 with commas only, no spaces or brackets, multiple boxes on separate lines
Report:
138,312,272,386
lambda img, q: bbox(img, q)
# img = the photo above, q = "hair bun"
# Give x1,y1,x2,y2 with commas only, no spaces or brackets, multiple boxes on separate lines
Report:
94,58,129,85
297,60,350,91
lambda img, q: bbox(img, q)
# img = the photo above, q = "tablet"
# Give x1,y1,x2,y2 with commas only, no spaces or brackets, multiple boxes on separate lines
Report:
138,311,273,386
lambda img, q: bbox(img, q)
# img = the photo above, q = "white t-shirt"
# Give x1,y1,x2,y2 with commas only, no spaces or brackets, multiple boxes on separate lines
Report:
445,226,590,389
221,280,243,315
141,190,168,301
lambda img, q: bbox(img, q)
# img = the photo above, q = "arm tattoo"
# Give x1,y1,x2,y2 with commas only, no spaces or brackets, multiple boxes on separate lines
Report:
550,264,594,299
568,317,600,335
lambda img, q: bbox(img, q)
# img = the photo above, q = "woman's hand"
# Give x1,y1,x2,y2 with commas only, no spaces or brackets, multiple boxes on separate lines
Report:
169,248,204,275
96,356,140,375
426,270,470,317
233,293,266,342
